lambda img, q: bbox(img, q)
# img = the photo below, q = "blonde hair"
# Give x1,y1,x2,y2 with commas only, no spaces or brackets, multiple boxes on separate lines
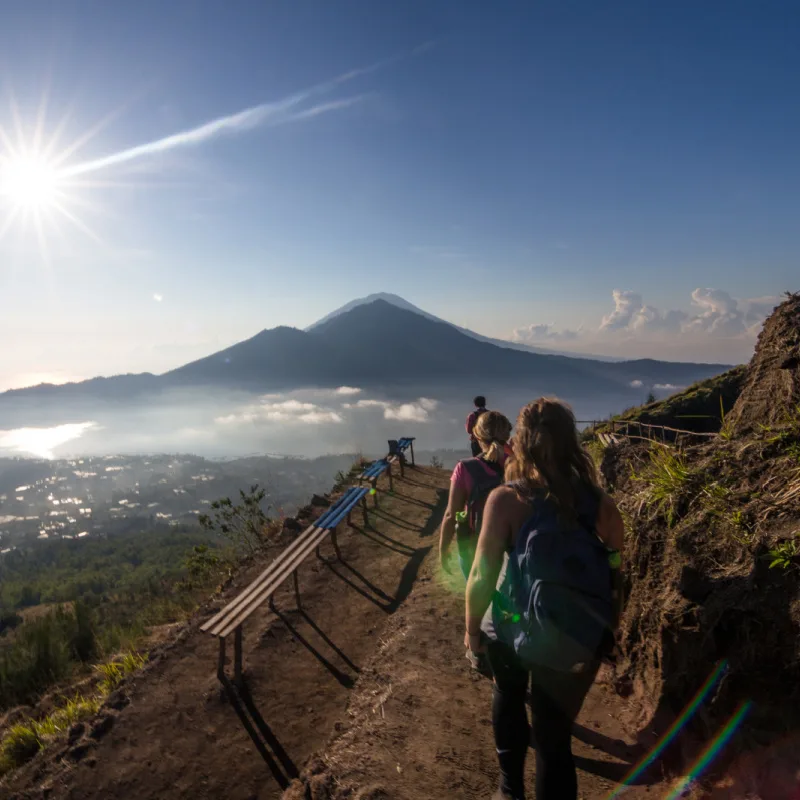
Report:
473,410,512,464
505,397,599,521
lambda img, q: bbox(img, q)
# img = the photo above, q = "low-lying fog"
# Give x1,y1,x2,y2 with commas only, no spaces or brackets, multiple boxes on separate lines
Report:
0,383,679,461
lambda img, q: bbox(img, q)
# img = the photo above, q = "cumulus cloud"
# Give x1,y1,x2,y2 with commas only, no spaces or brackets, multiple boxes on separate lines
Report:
215,391,439,429
630,305,688,333
654,383,683,390
344,396,438,422
629,380,644,388
600,291,644,331
512,288,781,350
684,288,746,335
343,399,389,410
297,411,343,424
512,323,580,344
384,401,435,422
215,398,343,426
741,296,779,326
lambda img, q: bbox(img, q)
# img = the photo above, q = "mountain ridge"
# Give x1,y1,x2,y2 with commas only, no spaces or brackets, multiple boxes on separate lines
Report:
306,291,625,361
1,298,732,401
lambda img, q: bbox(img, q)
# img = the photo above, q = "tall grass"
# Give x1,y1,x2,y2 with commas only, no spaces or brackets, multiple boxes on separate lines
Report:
637,446,695,526
0,651,147,776
0,601,95,709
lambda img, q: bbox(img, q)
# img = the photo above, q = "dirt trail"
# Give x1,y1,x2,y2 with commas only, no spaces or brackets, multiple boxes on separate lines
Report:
5,467,449,800
283,526,671,800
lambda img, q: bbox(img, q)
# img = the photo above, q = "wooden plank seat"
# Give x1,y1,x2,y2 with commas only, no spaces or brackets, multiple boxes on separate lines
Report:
201,485,370,689
359,458,393,502
387,436,416,476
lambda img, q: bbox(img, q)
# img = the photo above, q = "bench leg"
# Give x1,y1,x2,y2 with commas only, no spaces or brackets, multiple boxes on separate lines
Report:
293,569,302,609
387,464,394,492
361,496,368,525
410,441,415,466
234,625,243,689
398,456,405,478
217,636,227,683
332,527,342,561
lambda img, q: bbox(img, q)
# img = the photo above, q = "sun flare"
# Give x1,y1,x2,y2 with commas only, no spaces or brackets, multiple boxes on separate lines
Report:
0,153,61,210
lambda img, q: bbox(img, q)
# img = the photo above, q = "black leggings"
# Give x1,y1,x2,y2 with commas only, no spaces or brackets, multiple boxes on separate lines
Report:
487,640,598,800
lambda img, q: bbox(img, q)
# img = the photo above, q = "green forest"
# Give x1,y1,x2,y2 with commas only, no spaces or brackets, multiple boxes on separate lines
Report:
0,524,227,710
0,524,219,610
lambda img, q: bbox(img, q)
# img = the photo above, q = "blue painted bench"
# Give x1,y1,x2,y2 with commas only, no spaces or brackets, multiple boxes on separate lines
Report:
201,485,370,689
359,458,394,504
387,437,416,475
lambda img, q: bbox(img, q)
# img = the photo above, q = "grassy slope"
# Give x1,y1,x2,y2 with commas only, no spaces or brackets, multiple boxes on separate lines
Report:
602,365,747,434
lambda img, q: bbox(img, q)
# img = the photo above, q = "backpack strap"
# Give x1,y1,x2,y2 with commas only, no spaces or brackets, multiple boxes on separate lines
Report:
460,457,504,530
507,480,601,539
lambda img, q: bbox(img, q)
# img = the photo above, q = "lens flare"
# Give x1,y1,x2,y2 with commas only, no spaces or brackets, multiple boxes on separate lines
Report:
664,701,752,800
606,660,729,797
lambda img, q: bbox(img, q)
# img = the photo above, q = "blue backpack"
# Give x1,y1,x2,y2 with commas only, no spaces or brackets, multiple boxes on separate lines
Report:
492,483,614,672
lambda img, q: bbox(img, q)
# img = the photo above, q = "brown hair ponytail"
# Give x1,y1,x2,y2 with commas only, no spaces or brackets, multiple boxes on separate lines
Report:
505,397,599,520
472,410,512,464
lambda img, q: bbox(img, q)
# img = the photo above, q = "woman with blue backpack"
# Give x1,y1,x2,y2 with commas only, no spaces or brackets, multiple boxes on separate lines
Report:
464,398,625,800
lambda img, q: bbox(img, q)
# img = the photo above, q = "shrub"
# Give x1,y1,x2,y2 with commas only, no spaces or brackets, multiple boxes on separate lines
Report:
764,536,800,570
637,446,695,526
198,485,273,556
0,723,41,774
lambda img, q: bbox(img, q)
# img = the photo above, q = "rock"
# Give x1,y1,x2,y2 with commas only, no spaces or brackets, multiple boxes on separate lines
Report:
677,566,714,604
310,494,330,508
66,741,96,762
727,293,800,434
89,714,115,740
281,516,302,533
104,690,130,711
0,704,33,728
67,722,85,745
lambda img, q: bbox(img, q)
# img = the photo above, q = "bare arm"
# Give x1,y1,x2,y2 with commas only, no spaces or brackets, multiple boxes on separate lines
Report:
597,492,625,552
439,476,468,568
597,492,626,629
465,487,513,637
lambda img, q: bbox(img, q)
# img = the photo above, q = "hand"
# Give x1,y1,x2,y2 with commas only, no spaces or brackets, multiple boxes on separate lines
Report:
464,630,485,653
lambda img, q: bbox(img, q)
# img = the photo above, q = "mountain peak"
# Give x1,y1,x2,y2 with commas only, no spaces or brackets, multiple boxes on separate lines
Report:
305,293,421,331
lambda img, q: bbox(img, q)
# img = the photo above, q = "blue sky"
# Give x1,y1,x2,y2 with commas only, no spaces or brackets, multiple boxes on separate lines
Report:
1,0,798,390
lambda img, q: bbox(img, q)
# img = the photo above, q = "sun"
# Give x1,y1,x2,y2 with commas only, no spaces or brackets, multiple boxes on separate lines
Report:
0,153,61,210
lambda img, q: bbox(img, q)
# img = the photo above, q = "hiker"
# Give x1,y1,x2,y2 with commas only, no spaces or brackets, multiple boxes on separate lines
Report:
439,410,513,670
466,395,488,457
464,398,625,800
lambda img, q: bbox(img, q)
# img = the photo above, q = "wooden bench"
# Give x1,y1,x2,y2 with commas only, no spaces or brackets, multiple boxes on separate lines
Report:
359,458,393,502
387,437,416,476
597,432,620,447
201,484,370,690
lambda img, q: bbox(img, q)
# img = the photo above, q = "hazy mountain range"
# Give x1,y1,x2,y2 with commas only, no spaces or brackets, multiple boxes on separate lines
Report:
2,296,731,404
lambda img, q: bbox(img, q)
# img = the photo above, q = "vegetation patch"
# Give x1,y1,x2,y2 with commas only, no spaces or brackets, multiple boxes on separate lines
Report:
0,650,146,776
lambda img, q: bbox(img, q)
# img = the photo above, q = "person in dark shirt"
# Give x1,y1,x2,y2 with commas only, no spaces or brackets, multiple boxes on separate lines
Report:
466,395,487,456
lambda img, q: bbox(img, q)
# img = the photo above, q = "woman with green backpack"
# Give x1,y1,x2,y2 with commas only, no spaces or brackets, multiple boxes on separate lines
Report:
464,398,625,800
439,410,513,671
